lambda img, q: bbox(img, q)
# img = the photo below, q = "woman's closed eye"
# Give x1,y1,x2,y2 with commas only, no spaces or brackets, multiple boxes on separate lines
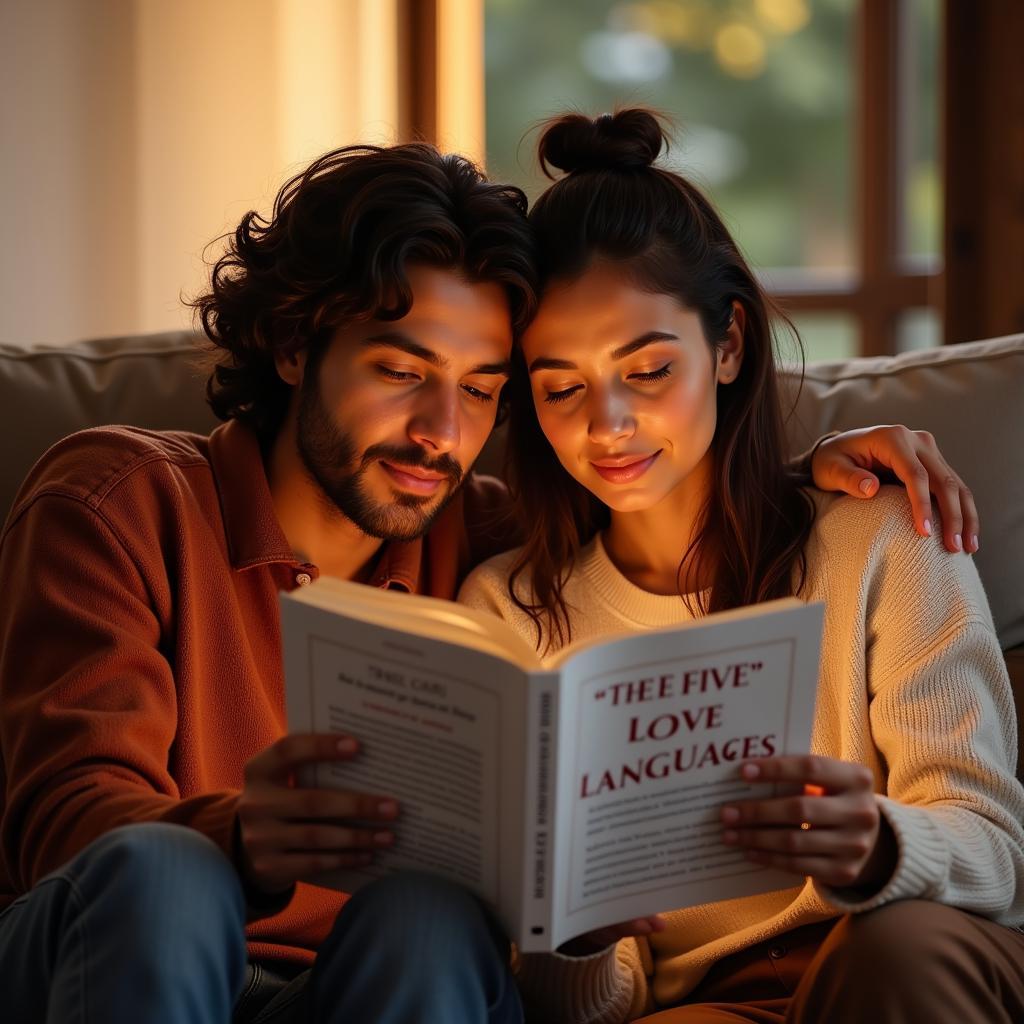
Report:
541,362,674,404
628,362,673,384
544,385,583,405
543,383,584,405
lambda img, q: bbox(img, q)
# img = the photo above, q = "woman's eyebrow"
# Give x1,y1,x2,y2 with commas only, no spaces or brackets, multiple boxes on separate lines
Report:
610,331,679,360
528,331,680,372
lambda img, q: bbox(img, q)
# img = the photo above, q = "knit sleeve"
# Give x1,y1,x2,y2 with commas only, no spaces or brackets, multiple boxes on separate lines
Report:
513,939,651,1024
815,514,1024,923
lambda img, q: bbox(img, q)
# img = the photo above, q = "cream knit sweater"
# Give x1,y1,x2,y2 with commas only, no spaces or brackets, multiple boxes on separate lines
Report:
457,488,1024,1024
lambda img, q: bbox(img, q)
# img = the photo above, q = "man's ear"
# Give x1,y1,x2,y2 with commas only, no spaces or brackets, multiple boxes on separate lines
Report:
717,301,745,384
274,347,308,388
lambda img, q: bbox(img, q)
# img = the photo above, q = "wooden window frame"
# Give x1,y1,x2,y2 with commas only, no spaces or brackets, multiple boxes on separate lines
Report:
403,0,1024,353
770,1,937,356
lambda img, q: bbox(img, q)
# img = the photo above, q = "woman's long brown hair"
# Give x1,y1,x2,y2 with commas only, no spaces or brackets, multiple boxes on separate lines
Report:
506,109,815,652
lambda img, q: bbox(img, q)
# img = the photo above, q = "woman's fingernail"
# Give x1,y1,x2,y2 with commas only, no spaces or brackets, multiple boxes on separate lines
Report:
741,763,761,780
378,800,399,817
953,533,962,551
922,518,932,536
373,830,394,846
722,830,739,844
337,738,358,755
721,806,740,823
859,477,874,495
971,535,979,552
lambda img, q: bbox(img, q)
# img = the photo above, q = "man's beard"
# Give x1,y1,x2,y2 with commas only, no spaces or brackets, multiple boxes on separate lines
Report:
296,373,464,542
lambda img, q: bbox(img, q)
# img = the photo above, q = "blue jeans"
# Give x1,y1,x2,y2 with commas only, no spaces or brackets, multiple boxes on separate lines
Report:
0,822,248,1024
0,824,522,1023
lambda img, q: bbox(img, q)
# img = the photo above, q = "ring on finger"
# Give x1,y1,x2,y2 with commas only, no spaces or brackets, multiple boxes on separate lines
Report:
800,821,812,831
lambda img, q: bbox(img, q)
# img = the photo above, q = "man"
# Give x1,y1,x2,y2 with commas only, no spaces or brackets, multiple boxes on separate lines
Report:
0,142,979,1024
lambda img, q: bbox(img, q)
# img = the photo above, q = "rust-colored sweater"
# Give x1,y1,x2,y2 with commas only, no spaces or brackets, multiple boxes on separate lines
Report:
0,419,509,965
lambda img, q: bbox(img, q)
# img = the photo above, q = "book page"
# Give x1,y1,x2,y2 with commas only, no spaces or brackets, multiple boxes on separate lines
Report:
281,595,530,917
287,576,540,668
539,601,823,952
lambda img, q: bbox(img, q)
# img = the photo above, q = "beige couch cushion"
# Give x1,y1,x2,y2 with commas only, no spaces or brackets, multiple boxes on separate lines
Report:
778,334,1024,652
1,331,1021,652
0,331,216,527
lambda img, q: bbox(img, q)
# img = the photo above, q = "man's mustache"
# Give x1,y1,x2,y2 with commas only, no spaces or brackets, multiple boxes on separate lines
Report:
361,444,463,486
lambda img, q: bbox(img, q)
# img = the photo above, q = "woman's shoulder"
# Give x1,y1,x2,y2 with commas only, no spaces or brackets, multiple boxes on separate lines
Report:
461,545,525,585
457,545,529,606
803,485,992,628
807,484,928,556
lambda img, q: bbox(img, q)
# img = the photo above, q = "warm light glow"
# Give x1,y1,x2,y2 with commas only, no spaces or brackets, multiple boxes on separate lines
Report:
713,22,766,78
754,0,810,36
437,0,486,167
655,0,715,49
277,0,399,158
610,1,715,50
357,0,399,141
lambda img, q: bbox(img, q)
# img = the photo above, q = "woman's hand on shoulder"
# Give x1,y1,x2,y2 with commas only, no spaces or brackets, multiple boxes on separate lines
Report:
719,756,898,894
809,425,978,554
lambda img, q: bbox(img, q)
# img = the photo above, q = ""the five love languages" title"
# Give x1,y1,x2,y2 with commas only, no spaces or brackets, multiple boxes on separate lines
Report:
580,659,775,798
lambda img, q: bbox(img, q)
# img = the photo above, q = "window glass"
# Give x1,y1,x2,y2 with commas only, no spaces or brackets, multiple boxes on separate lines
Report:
897,0,941,269
896,307,940,352
780,311,858,363
486,0,856,272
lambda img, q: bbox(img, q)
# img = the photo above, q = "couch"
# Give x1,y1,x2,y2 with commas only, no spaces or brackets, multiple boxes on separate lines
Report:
1,330,1022,779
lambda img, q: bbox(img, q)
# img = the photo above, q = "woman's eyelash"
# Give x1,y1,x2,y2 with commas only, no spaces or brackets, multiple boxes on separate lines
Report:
543,364,672,404
544,385,583,405
630,363,672,382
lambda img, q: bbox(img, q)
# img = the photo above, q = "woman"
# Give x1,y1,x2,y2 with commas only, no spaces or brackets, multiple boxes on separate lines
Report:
459,109,1024,1023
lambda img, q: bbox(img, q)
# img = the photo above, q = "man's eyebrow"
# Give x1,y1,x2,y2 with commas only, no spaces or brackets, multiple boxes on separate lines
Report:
468,361,512,377
362,332,448,368
528,331,679,372
362,334,509,377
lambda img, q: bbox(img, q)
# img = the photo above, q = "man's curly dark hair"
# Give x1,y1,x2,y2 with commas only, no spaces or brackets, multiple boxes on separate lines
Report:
191,143,538,441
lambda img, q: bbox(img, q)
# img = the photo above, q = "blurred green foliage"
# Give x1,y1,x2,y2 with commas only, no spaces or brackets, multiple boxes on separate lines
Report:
487,1,938,266
486,0,856,271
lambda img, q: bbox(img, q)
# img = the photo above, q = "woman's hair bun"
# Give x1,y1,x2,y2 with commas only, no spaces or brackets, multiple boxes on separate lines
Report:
537,108,668,177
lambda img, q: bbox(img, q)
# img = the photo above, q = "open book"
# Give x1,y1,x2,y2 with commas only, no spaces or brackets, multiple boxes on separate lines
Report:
282,579,823,954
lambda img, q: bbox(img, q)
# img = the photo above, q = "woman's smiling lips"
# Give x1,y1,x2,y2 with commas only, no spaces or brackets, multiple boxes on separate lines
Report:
590,450,663,484
379,461,446,495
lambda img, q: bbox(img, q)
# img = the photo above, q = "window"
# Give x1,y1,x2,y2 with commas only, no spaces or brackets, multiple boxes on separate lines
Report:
484,0,941,360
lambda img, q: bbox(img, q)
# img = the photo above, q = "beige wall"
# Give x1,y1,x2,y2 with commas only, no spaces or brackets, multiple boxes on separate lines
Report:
0,0,402,347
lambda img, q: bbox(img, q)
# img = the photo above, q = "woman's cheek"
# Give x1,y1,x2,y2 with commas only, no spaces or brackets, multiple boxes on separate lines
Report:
538,410,584,478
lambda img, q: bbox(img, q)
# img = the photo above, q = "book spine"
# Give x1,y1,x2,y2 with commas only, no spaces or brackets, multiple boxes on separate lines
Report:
518,672,559,953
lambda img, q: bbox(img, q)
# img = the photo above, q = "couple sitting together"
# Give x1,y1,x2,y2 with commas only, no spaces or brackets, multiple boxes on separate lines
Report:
0,108,1021,1024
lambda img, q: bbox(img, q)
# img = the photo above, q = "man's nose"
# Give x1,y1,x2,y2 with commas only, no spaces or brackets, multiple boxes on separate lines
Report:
408,384,460,454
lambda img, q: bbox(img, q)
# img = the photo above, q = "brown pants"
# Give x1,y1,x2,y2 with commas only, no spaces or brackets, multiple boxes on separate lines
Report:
635,901,1024,1023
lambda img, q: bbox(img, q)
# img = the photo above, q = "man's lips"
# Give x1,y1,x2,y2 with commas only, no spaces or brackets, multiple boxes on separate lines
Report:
379,461,448,495
590,450,662,484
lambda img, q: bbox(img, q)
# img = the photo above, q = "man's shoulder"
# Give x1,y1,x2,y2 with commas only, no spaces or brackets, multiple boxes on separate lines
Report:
7,426,213,522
